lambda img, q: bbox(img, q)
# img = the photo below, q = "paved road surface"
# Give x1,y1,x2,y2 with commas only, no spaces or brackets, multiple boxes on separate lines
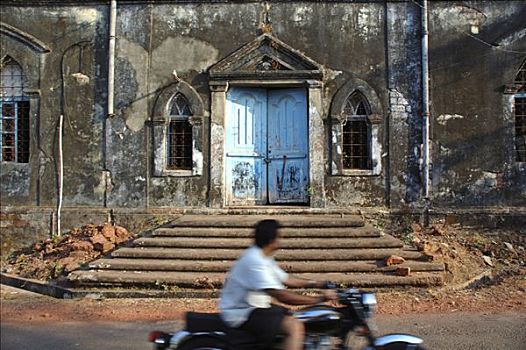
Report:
2,312,525,350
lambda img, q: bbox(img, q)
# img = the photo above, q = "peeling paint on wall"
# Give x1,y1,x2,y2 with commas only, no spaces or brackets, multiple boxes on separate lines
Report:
164,6,200,34
41,8,99,24
496,28,526,47
0,165,30,197
371,127,382,174
70,72,90,85
434,5,487,32
356,7,381,38
94,170,113,198
72,8,99,24
150,36,219,87
389,89,410,123
292,6,314,23
210,123,224,190
437,114,464,125
115,38,149,132
193,139,204,176
469,171,498,194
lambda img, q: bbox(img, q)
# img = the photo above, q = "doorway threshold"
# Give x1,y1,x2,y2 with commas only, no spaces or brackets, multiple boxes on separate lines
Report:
227,205,310,209
219,206,362,215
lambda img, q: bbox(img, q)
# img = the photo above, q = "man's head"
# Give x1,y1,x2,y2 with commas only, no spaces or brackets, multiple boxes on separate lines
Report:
254,219,281,251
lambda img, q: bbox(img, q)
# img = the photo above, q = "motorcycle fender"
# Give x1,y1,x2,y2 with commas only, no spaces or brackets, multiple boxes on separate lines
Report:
365,333,423,349
166,330,191,348
170,330,226,349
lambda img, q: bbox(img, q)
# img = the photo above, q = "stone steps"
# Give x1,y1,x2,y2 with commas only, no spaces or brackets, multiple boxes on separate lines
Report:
152,225,380,238
170,215,365,228
133,236,403,249
88,258,445,273
111,247,426,261
67,270,444,288
68,214,445,291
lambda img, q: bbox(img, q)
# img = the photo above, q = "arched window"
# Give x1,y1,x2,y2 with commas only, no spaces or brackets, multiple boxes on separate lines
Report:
152,81,204,177
167,93,193,170
329,78,383,176
0,56,30,163
514,60,526,162
342,92,372,170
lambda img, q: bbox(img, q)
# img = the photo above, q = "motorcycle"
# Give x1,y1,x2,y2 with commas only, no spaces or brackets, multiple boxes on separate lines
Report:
148,287,428,350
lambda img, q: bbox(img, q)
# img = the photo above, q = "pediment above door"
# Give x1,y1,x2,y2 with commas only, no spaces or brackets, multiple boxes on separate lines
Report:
209,34,323,81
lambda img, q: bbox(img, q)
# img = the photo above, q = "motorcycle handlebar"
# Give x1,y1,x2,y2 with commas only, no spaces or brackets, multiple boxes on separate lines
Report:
322,281,355,301
322,280,338,289
322,282,364,302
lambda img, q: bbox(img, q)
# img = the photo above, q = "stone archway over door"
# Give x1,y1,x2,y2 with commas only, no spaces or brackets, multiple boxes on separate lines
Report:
225,87,308,205
208,33,325,208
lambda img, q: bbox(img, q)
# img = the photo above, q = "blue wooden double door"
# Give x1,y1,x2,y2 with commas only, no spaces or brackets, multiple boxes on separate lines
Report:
225,87,309,205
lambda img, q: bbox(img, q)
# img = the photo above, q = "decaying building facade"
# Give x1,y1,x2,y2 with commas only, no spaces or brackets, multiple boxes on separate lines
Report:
1,1,525,252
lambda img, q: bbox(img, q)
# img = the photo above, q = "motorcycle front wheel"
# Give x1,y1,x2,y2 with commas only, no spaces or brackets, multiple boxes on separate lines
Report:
178,336,227,350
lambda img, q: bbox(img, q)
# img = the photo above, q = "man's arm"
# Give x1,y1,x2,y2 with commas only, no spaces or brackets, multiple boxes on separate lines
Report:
265,289,328,305
283,276,326,289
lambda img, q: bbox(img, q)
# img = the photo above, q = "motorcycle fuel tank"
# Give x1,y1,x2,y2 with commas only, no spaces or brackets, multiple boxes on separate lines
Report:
294,307,342,334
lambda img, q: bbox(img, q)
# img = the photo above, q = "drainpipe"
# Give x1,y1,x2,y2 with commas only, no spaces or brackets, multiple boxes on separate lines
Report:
56,114,64,237
421,0,431,226
108,0,116,118
105,0,117,211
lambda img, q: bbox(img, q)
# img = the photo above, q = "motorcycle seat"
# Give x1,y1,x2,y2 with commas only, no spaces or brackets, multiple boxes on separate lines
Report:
185,312,259,349
186,312,229,332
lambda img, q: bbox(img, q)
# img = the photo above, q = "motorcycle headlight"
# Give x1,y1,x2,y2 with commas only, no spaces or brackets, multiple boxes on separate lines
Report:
361,293,377,317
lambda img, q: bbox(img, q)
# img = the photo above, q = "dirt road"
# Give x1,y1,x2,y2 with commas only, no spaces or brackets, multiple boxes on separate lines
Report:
2,284,526,350
2,312,525,350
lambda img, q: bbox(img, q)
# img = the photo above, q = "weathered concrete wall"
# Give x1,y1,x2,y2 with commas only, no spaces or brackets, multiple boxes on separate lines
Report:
1,5,108,208
0,17,43,205
429,1,526,207
0,209,51,259
385,1,424,209
317,2,388,207
0,206,179,260
108,1,392,207
0,0,525,220
114,4,215,207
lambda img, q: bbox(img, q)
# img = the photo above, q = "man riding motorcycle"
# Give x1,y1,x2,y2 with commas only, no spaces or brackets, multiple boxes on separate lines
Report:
219,219,338,350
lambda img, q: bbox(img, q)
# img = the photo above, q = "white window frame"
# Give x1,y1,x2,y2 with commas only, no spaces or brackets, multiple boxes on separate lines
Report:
152,81,205,177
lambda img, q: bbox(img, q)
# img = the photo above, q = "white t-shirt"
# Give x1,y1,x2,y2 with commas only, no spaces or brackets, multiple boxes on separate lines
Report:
219,245,288,327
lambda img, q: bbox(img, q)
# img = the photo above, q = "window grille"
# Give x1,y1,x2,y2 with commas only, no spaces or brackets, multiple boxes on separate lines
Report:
342,93,371,170
167,93,193,170
515,61,526,162
0,57,30,163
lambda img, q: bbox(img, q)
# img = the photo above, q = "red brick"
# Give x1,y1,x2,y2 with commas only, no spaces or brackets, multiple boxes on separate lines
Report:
395,267,411,276
385,255,405,266
101,223,116,242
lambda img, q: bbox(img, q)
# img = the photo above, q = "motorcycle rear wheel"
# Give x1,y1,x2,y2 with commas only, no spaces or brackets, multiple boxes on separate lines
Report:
375,343,429,350
178,336,227,350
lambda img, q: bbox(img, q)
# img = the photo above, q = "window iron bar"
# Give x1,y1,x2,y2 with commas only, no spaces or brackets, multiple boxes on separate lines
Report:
342,118,371,170
515,96,526,162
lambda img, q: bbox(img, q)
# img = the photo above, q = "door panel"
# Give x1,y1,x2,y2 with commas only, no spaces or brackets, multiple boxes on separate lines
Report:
268,89,309,204
225,88,267,205
225,87,308,205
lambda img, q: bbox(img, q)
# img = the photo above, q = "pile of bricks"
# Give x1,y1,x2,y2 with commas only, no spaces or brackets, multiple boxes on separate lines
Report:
3,223,133,281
